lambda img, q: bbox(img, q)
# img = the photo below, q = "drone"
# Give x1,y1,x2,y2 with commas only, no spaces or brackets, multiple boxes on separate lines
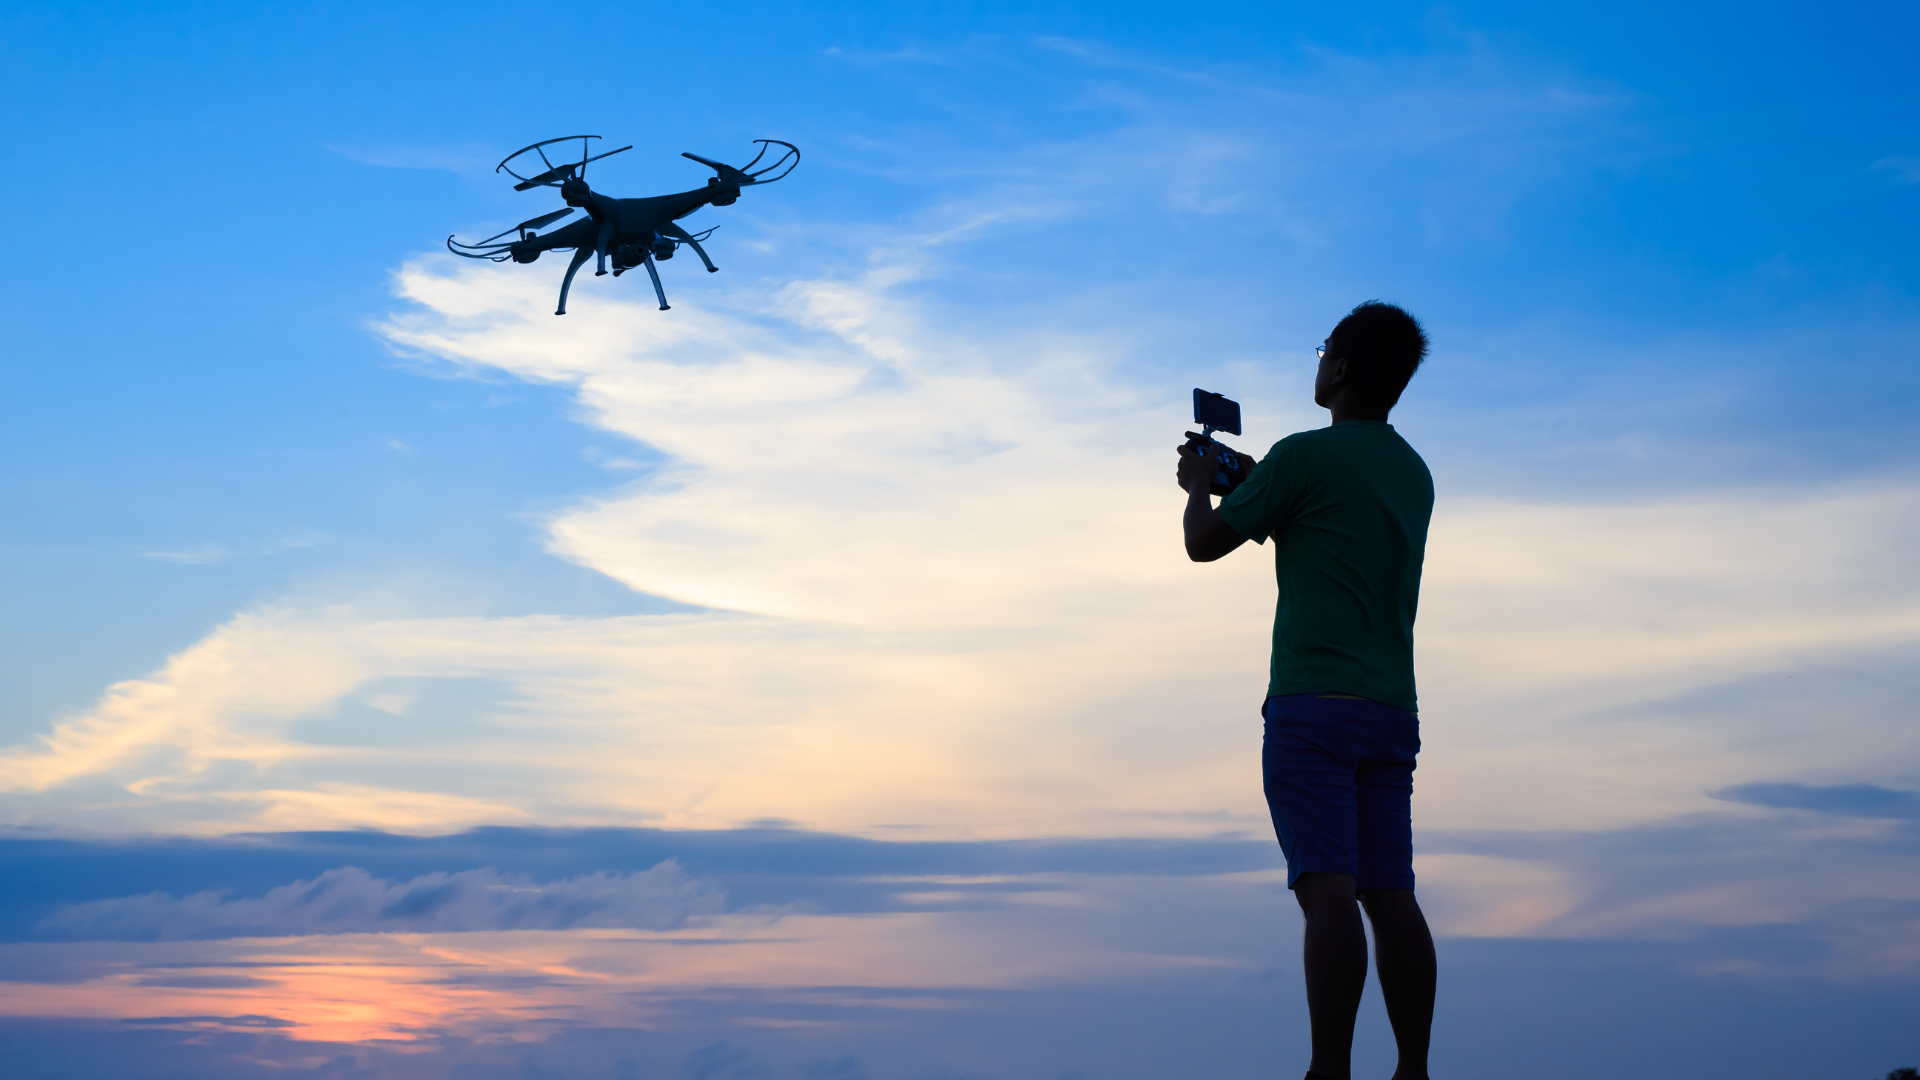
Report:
447,135,799,315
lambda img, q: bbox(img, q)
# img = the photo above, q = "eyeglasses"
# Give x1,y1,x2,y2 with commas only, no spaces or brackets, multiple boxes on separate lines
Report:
1315,345,1328,359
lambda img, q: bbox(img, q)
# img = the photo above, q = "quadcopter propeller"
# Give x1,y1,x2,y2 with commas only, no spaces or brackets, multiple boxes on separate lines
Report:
681,139,801,186
516,207,575,234
447,208,578,260
497,135,633,190
513,162,580,190
468,208,575,247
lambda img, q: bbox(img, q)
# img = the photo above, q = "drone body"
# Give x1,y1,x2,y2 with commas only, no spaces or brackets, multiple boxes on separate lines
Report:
448,136,799,314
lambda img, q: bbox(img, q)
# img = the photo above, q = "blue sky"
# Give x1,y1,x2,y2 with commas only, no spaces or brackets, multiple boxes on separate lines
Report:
2,1,1918,1077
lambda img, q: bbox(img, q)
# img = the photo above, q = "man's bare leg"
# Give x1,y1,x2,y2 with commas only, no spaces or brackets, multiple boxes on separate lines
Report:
1294,872,1367,1079
1360,888,1436,1080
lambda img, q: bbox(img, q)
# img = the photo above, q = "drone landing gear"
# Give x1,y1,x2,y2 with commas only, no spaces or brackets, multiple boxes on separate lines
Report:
593,219,613,277
607,252,670,308
659,222,719,274
642,254,670,310
555,246,593,316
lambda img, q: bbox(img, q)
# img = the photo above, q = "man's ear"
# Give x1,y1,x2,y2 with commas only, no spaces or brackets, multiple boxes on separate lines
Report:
1329,357,1349,384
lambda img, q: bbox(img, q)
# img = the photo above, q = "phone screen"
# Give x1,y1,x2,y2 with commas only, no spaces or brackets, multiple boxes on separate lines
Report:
1192,389,1242,435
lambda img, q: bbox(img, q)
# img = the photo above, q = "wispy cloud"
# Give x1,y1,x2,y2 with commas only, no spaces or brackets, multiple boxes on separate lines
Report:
1712,782,1920,819
138,546,230,565
326,142,494,173
1874,155,1920,184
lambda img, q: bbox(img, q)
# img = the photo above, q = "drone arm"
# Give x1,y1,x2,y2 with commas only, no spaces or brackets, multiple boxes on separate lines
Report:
561,181,620,224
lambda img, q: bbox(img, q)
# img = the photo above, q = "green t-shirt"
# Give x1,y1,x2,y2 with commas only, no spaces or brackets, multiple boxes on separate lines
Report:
1217,420,1433,712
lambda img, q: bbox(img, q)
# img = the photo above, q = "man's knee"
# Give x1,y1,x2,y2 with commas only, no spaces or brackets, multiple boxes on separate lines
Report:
1358,887,1422,921
1294,872,1358,912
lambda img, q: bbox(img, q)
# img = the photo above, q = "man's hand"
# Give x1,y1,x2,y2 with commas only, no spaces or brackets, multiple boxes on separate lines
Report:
1175,436,1215,492
1178,439,1250,562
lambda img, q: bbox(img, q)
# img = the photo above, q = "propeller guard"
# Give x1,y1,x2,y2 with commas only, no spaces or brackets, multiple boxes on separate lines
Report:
446,207,576,261
682,139,801,188
497,136,633,191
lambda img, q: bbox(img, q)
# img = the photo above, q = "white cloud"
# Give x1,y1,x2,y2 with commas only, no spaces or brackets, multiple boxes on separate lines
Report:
5,258,1919,852
383,259,1201,629
1410,481,1920,830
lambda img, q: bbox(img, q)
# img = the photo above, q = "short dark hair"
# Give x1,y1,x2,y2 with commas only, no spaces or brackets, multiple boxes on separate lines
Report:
1327,301,1428,410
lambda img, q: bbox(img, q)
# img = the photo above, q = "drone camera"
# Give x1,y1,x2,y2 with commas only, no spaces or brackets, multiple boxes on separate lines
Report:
1185,388,1252,496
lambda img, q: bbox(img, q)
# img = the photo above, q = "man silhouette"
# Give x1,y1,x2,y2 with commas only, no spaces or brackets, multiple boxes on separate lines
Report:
1176,301,1435,1080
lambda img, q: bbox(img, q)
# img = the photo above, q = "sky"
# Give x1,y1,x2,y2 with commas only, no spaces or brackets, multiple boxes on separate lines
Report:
1,1,1917,1077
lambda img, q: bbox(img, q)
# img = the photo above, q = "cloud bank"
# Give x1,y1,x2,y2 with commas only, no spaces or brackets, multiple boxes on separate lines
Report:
35,859,719,941
1713,782,1920,820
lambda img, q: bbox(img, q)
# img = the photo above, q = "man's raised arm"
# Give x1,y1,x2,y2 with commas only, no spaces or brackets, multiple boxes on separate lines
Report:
1176,442,1251,562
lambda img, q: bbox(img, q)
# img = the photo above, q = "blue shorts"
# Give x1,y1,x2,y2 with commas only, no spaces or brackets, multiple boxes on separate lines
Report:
1262,693,1420,891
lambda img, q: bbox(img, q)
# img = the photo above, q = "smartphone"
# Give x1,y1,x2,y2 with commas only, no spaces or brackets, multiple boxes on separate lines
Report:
1192,388,1241,435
